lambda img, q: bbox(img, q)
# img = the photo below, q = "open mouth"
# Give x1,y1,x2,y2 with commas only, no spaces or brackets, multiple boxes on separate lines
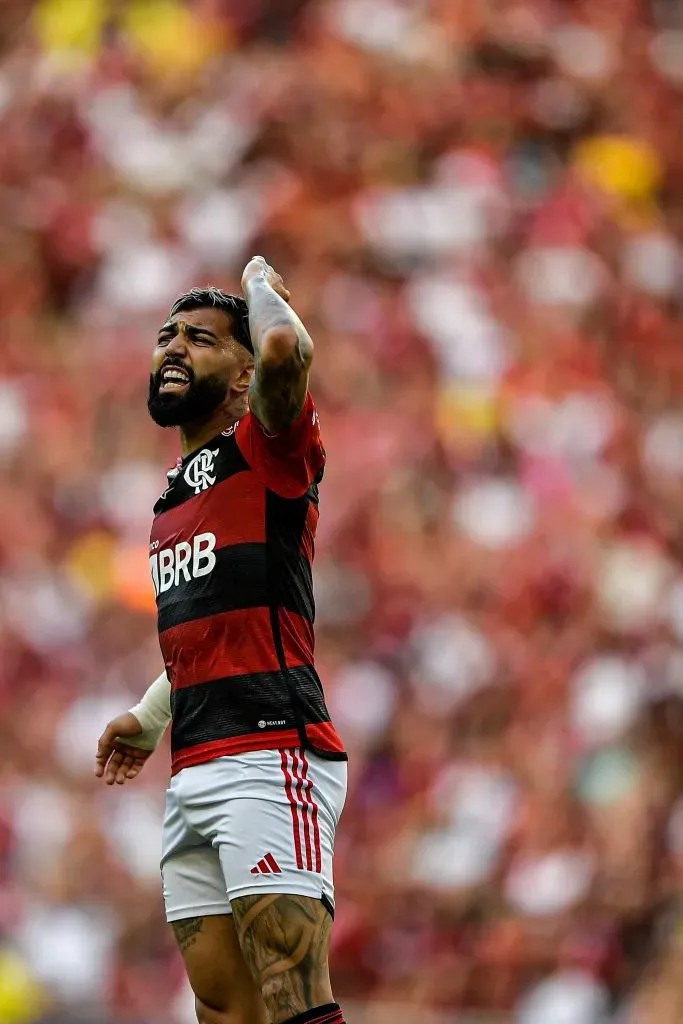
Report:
159,366,191,394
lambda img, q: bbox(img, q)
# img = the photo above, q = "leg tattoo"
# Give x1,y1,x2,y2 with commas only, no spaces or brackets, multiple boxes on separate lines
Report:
231,894,333,1022
172,916,205,954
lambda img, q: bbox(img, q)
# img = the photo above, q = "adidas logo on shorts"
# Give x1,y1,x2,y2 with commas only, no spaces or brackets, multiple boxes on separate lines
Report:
250,853,282,875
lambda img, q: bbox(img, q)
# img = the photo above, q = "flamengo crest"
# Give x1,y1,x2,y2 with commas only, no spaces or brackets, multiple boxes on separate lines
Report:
184,448,219,495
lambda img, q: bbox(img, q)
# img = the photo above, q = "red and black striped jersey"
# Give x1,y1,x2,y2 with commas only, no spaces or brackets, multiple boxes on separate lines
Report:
149,392,346,775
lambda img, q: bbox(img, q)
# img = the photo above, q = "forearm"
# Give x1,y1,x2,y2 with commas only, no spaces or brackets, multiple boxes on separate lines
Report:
245,275,313,433
127,671,172,750
244,274,313,363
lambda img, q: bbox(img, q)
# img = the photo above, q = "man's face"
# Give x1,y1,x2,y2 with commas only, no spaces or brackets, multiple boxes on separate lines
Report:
148,307,247,427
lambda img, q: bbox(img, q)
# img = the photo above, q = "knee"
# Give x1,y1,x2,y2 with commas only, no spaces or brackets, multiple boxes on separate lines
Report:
195,996,248,1024
195,997,225,1024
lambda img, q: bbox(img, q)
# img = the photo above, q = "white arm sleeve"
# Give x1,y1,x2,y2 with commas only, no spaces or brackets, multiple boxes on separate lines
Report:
126,671,172,751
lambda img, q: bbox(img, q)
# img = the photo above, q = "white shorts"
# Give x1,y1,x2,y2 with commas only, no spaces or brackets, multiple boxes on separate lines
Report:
161,748,347,923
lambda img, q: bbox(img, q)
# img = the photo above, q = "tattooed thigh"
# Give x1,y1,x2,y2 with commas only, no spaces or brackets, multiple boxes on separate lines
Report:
230,894,334,1023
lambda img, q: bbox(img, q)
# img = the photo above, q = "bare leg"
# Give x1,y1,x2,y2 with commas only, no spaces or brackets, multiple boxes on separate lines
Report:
171,915,268,1024
231,894,334,1023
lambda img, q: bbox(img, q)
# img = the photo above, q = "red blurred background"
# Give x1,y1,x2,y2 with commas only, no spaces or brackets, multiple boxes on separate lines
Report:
2,1,683,1021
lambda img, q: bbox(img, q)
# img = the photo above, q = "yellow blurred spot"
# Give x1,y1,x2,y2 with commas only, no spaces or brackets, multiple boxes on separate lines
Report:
34,0,225,73
436,384,499,444
123,1,220,75
0,950,44,1023
66,531,116,602
573,134,662,201
34,0,106,62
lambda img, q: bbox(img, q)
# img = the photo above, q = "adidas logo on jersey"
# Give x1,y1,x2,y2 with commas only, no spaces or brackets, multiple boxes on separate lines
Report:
250,853,282,875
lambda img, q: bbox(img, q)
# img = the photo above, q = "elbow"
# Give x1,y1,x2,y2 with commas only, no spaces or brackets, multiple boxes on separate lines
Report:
259,327,313,369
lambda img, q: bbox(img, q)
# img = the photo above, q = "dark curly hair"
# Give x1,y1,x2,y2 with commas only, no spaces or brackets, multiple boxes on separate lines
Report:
169,286,253,353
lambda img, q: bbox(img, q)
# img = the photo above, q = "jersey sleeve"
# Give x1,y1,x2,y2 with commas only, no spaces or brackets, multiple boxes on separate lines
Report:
235,392,326,499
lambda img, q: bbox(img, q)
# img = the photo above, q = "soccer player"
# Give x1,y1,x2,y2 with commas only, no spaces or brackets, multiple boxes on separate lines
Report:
94,256,348,1024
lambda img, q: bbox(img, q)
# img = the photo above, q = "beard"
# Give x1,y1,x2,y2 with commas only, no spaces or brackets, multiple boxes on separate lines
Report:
147,367,229,427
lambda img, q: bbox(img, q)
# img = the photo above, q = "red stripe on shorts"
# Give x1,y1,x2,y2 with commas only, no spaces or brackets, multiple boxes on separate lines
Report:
292,749,313,872
301,751,322,874
280,749,304,870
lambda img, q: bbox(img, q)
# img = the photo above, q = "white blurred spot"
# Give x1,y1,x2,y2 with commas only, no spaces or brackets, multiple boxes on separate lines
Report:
0,380,28,457
96,241,197,313
642,412,683,478
0,72,15,117
356,180,505,258
622,231,681,296
178,188,260,264
411,614,495,711
99,460,164,536
11,785,75,879
314,561,373,628
452,477,536,549
505,850,594,916
407,274,512,382
518,969,610,1024
17,904,116,1004
508,392,615,460
597,541,671,633
570,656,646,746
650,30,683,85
516,247,606,307
329,661,397,743
2,572,91,651
172,978,199,1024
327,0,440,62
104,790,164,882
432,764,519,845
550,24,616,80
54,693,137,776
666,576,683,643
91,199,154,254
411,829,500,890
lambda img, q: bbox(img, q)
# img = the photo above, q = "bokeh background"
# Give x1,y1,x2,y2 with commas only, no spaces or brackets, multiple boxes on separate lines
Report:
3,0,683,1021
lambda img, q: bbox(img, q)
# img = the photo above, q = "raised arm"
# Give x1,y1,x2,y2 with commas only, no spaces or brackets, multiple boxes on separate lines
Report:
241,255,314,435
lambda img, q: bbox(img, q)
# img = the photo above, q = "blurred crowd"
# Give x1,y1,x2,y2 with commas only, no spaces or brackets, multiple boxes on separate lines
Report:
3,0,683,1021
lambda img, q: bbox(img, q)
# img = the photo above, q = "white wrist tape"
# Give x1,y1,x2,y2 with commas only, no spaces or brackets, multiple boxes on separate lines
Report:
127,671,172,751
